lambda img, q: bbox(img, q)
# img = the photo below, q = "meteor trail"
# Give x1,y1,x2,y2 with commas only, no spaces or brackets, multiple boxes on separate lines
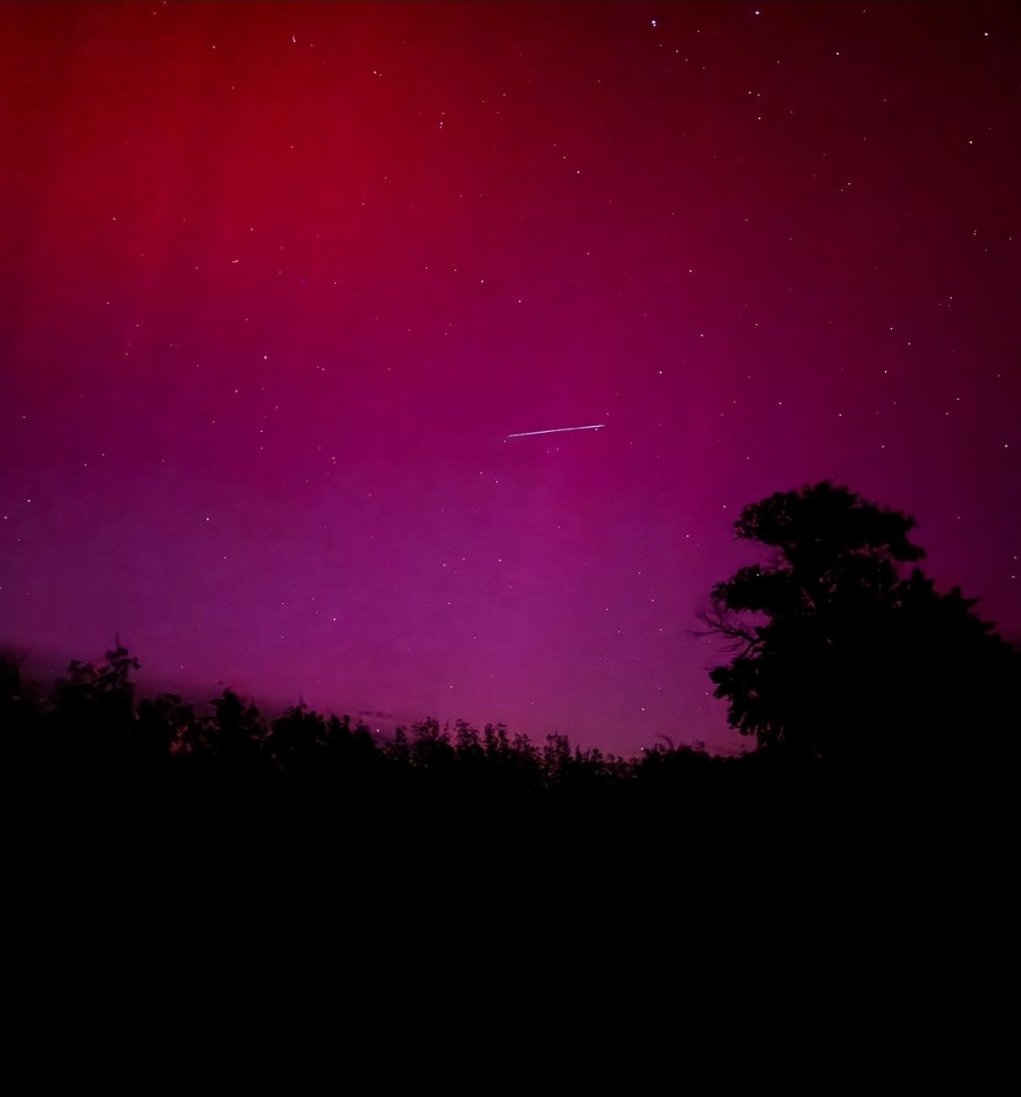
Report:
506,423,605,439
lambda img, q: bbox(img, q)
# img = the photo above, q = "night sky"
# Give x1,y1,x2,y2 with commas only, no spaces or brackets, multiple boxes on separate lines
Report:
2,2,1018,755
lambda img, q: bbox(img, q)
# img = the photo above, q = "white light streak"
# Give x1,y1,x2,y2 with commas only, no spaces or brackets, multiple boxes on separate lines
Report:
506,423,606,439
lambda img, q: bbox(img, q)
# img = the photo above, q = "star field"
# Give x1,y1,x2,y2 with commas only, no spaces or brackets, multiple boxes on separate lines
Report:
1,2,1018,754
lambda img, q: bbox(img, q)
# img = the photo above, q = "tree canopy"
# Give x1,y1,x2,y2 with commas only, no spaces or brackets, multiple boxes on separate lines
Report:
705,481,1017,767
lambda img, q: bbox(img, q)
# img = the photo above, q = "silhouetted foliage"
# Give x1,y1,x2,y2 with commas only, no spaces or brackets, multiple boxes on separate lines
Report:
703,481,1019,771
2,482,1015,852
0,641,724,825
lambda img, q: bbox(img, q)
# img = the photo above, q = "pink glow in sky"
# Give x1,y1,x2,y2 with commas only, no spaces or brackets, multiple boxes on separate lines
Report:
1,2,1018,755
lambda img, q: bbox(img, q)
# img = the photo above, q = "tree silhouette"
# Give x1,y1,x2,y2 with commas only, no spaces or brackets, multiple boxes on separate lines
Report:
703,481,1018,768
50,638,141,779
207,688,269,776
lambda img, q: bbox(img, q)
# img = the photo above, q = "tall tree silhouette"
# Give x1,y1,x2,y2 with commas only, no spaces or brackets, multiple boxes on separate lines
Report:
703,482,1017,767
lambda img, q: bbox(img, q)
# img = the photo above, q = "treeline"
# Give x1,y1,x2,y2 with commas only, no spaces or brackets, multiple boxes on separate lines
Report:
4,483,1016,835
0,642,822,817
2,643,1014,889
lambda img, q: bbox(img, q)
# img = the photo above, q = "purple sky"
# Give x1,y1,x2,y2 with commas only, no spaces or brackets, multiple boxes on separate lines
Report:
1,2,1018,755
